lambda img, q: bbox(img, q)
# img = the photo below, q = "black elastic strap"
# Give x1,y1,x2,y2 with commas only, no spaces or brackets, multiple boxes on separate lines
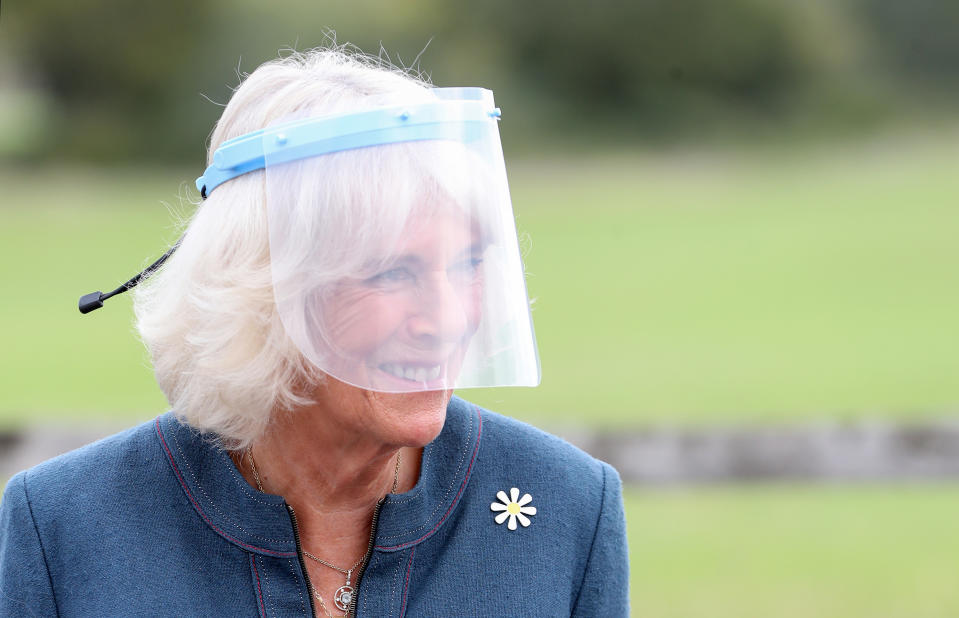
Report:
78,237,182,314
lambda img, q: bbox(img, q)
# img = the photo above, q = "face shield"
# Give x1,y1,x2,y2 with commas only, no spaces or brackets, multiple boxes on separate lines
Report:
198,88,540,393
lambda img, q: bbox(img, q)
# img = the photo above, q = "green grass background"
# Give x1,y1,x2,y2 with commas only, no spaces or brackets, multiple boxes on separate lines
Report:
2,128,956,427
2,127,958,616
625,484,959,617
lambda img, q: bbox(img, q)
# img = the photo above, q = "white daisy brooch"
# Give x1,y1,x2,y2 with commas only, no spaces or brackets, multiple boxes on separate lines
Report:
491,487,537,530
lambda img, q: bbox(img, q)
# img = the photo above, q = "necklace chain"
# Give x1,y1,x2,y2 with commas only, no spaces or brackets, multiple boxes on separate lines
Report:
302,550,364,575
310,582,343,618
245,446,402,614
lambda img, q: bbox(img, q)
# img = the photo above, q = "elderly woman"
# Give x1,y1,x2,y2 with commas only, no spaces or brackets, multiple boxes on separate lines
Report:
0,49,628,616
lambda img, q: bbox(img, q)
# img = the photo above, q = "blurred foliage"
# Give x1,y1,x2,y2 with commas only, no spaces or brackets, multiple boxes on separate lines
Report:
471,0,858,130
1,0,217,161
858,0,959,84
1,0,958,161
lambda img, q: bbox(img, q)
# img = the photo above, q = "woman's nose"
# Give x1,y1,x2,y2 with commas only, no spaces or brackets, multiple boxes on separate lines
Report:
406,273,471,344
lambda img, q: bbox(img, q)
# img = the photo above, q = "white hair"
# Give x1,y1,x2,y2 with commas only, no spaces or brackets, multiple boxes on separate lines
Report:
133,47,486,449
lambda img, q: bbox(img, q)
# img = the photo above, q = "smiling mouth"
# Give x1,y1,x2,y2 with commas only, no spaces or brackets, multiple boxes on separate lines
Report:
378,363,443,382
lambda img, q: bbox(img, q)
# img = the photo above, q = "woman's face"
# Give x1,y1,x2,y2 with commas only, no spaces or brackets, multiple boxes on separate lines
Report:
317,210,484,392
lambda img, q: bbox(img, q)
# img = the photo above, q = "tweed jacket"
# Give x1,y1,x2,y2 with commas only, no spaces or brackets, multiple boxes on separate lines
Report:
0,397,629,616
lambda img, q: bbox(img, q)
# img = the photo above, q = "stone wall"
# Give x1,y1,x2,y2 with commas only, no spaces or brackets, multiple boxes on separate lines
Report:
4,418,959,485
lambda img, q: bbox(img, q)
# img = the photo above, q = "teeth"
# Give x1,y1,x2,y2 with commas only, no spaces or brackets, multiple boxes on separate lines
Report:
381,363,442,383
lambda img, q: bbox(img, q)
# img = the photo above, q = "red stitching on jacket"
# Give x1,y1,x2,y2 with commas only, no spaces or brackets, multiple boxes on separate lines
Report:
375,408,483,551
399,546,416,617
154,418,298,558
251,554,267,617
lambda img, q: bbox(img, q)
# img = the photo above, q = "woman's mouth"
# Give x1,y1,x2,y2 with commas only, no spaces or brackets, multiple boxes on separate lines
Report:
378,363,443,383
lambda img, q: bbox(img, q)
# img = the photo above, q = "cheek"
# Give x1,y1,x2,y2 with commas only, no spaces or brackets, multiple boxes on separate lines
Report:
322,273,485,351
465,278,484,330
322,290,409,350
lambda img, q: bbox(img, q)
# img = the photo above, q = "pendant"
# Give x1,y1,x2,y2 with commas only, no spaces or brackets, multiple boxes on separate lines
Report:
333,584,355,612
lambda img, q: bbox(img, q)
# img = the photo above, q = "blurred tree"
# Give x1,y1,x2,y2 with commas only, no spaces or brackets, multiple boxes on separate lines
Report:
462,0,873,140
856,0,959,87
3,0,216,161
2,0,958,161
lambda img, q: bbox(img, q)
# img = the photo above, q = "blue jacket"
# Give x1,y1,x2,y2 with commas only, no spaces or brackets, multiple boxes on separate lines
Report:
0,397,629,616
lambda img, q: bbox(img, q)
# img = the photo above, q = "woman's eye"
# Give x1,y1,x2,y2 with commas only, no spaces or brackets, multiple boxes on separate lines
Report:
449,257,484,278
367,267,415,284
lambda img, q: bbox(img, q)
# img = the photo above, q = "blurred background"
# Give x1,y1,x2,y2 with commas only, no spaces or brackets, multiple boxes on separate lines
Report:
1,1,958,615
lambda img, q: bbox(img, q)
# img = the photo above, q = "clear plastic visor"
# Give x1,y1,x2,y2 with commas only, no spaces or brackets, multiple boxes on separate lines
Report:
264,90,539,392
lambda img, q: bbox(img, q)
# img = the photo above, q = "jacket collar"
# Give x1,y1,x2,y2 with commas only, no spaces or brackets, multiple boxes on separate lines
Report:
154,396,481,557
374,396,482,552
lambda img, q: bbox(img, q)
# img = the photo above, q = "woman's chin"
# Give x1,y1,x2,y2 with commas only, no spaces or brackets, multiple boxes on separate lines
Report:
375,388,452,446
312,370,453,447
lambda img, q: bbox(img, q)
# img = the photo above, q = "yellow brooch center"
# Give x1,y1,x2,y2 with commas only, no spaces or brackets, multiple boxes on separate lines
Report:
507,502,521,515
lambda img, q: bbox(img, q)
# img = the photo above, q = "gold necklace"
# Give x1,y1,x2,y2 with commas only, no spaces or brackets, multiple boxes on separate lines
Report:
246,447,402,614
303,552,364,614
310,583,343,618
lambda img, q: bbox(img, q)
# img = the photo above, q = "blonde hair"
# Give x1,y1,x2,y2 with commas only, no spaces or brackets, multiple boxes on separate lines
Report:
134,48,445,448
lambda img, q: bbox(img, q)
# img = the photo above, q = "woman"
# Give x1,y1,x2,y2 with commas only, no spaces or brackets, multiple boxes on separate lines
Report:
0,48,628,616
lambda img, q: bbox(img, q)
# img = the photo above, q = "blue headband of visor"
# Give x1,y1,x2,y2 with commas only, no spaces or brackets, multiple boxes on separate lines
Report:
195,87,501,198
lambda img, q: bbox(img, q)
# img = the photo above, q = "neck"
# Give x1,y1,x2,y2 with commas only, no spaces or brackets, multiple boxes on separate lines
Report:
232,380,449,572
238,414,409,580
233,390,444,551
232,379,449,613
241,414,418,522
